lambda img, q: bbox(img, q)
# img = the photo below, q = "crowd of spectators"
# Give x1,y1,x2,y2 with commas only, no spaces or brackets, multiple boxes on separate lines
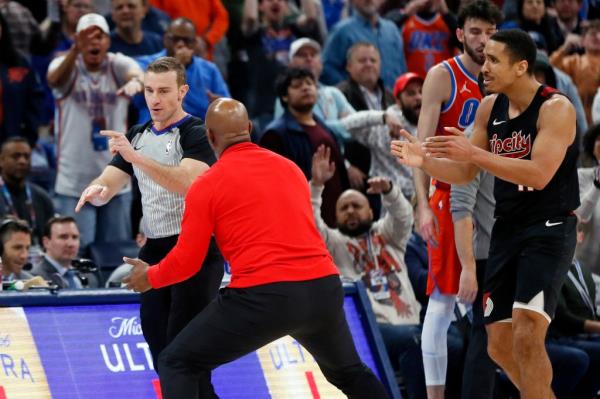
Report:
0,0,599,397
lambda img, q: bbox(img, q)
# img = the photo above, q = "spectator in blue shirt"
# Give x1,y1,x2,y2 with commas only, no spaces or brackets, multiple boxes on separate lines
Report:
106,0,171,35
321,0,407,89
109,0,163,57
135,17,229,123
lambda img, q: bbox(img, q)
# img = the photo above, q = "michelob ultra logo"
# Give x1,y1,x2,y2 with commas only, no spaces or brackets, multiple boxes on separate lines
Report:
0,308,51,398
256,336,345,399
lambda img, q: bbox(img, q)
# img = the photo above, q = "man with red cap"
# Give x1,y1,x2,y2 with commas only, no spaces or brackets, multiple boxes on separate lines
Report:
387,72,424,197
392,72,424,134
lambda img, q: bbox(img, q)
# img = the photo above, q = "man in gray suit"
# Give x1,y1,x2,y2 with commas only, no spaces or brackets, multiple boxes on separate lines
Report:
32,216,99,288
0,218,35,281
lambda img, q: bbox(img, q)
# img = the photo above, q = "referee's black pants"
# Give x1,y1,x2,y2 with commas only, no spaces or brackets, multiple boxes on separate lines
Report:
138,235,224,398
157,274,389,399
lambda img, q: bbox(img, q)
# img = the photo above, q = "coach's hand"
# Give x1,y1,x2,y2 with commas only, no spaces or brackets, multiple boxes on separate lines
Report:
123,257,152,293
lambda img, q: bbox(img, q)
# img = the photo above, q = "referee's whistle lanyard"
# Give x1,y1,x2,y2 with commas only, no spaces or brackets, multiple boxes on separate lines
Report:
567,259,597,318
0,178,36,234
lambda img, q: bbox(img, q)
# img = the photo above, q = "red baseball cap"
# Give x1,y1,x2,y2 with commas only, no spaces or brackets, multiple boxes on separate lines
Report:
393,72,424,98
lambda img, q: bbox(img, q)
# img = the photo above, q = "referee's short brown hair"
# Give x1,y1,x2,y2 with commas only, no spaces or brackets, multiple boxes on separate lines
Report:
146,57,187,87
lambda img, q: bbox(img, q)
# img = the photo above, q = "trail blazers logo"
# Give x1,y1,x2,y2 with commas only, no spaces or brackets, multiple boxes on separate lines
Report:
490,130,531,159
483,293,494,317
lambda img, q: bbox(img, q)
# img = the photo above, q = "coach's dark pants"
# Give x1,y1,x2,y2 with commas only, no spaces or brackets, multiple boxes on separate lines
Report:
158,275,389,399
138,235,224,398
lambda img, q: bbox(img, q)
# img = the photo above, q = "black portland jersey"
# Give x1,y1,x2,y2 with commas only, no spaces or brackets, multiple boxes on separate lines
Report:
487,85,580,223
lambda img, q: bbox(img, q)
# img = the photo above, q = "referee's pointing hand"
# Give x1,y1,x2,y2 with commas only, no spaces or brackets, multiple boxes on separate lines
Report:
101,130,139,163
123,257,152,293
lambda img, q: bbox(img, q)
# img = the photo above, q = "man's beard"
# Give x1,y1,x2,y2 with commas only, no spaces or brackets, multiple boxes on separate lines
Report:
464,42,485,65
338,220,373,237
289,102,314,114
402,104,420,125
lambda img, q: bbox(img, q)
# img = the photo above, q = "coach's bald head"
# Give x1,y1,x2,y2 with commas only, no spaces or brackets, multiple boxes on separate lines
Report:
205,98,252,157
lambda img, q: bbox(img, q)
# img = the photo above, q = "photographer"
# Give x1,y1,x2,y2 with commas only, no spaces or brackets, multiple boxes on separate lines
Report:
31,216,99,288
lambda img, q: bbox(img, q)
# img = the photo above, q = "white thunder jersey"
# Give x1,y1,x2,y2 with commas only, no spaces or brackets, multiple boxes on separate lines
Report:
50,52,138,197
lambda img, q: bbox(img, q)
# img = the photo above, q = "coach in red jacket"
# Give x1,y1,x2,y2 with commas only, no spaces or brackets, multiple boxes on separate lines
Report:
124,98,389,399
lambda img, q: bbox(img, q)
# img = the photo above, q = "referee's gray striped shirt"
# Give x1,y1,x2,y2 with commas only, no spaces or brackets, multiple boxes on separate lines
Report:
133,124,186,238
110,115,215,239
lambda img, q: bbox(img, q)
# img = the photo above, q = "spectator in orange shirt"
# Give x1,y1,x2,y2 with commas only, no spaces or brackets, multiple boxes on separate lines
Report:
386,0,460,78
550,19,600,124
149,0,228,59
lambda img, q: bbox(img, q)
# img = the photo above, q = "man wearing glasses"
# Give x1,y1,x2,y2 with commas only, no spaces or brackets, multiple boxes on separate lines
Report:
135,17,230,124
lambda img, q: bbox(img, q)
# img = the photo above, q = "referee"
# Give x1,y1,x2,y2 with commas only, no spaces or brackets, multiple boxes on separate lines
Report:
124,98,390,399
76,57,223,396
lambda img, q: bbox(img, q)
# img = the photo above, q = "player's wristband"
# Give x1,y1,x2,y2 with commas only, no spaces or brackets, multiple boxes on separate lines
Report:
593,178,600,189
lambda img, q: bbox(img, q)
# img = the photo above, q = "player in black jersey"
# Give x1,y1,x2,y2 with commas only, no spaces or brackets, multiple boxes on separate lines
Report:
391,29,579,399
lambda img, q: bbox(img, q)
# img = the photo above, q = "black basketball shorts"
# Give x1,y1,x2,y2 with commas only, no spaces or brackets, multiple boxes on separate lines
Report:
482,214,577,324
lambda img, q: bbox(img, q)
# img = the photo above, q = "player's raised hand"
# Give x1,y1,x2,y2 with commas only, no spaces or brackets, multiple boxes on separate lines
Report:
390,129,424,167
311,145,336,186
422,127,474,162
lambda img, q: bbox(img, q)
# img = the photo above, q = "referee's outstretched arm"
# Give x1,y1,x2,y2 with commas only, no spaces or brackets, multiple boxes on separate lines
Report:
75,165,130,212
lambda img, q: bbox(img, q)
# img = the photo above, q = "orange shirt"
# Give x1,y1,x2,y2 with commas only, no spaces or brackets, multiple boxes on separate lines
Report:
402,13,454,78
550,50,600,124
147,142,339,289
150,0,229,59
